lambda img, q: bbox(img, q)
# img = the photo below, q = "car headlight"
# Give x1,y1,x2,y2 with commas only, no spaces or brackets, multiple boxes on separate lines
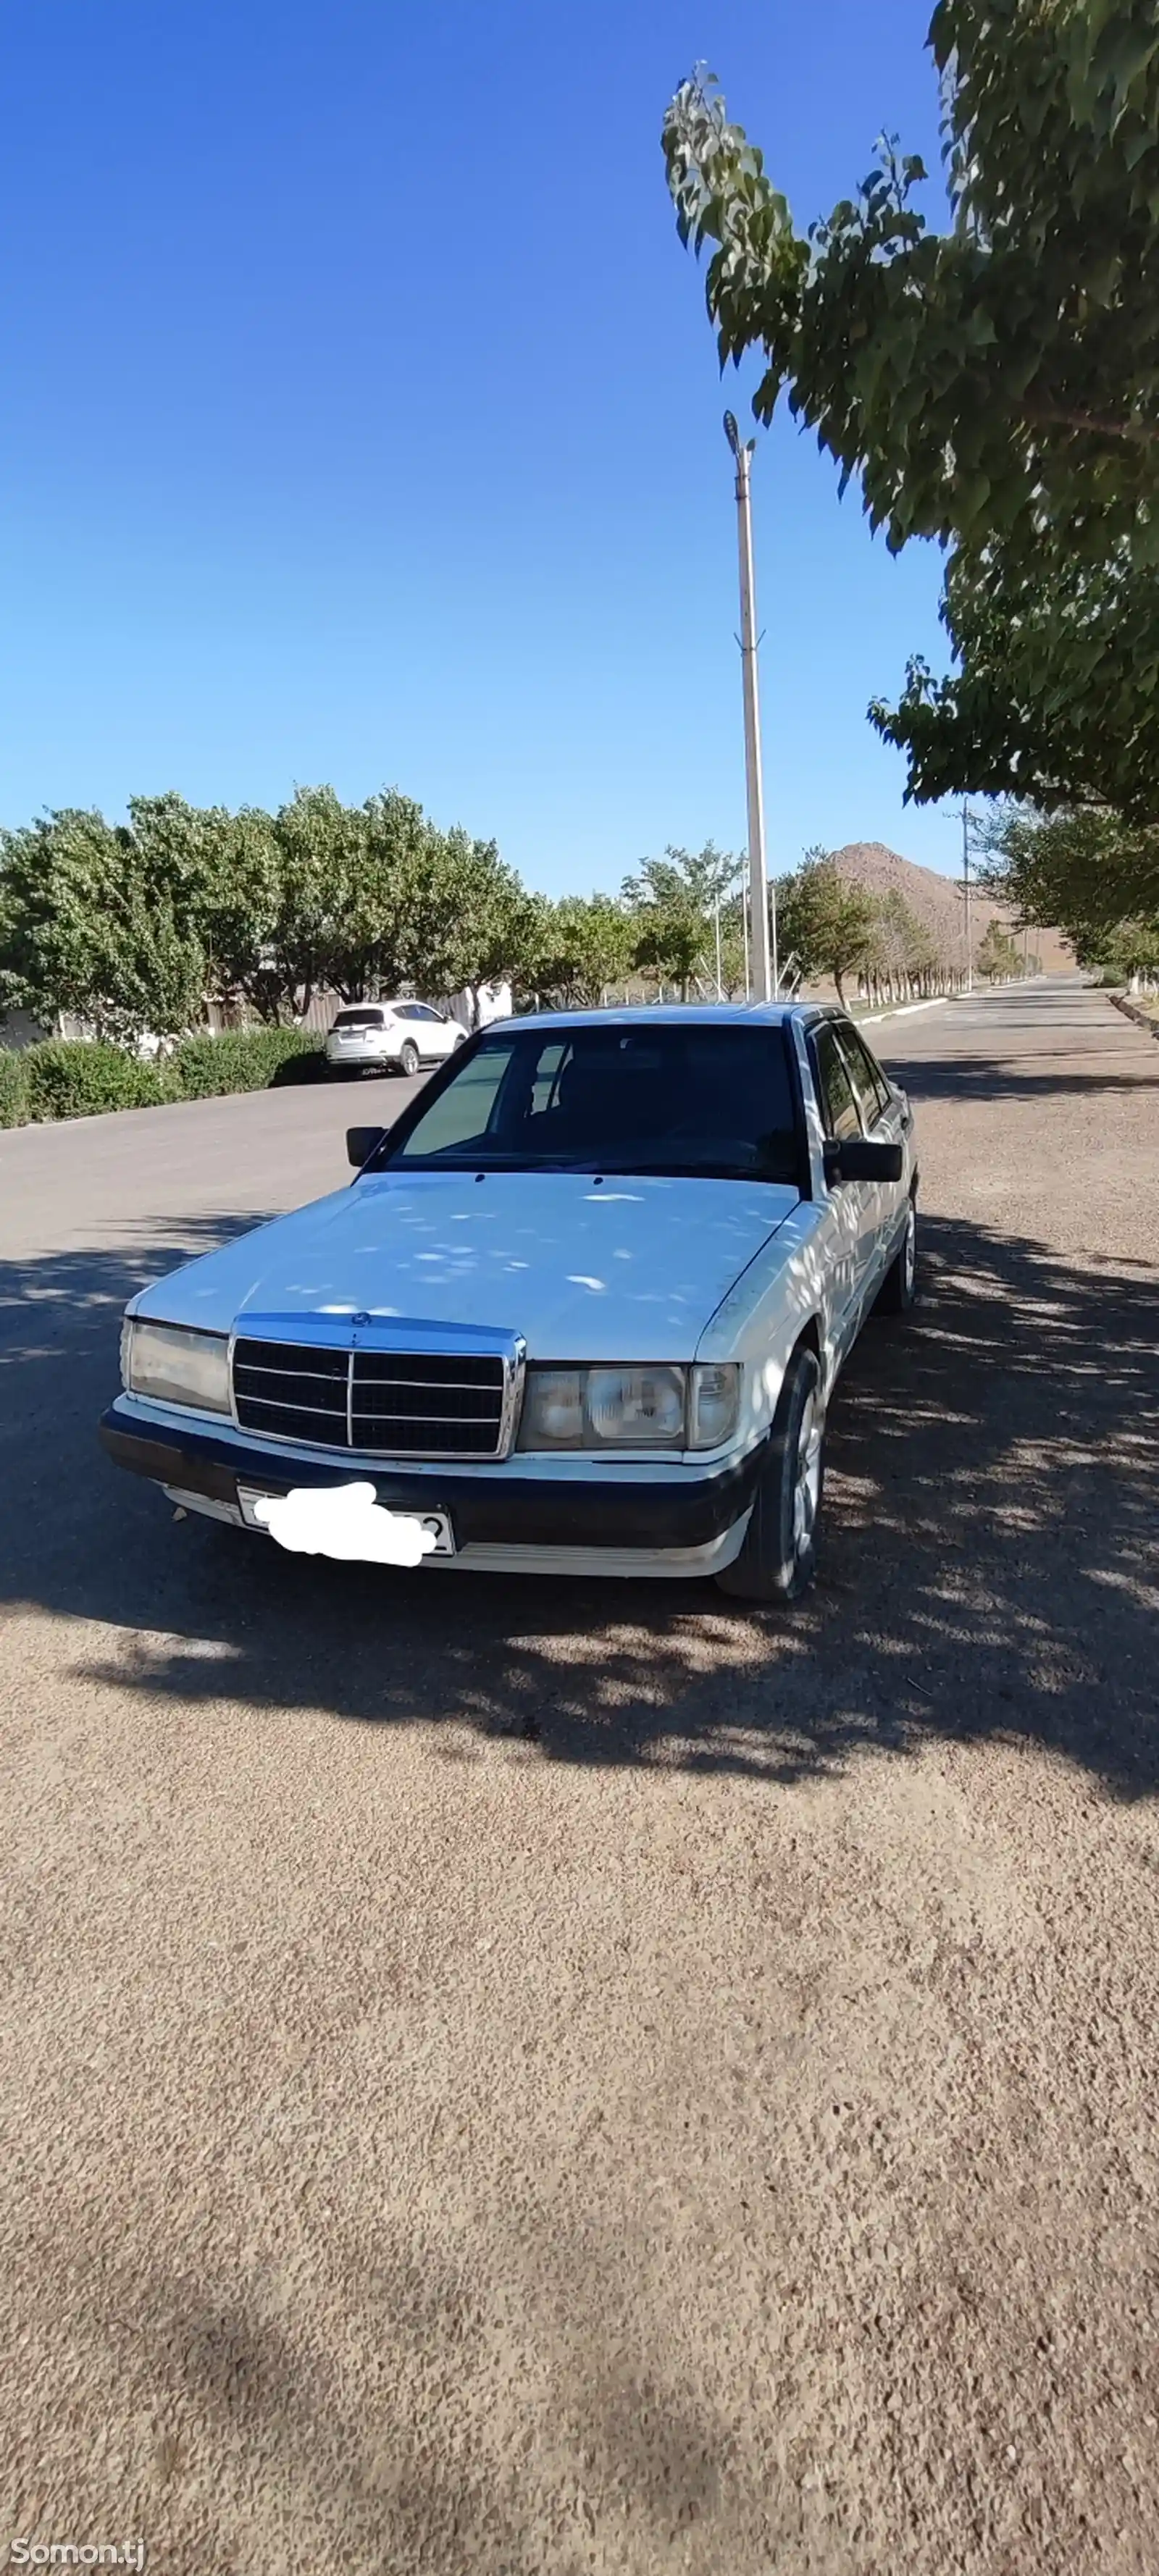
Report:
518,1362,740,1453
122,1318,231,1414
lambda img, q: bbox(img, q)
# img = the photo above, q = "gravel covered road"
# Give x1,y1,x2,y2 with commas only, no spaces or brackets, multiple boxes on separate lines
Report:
2,979,1158,2576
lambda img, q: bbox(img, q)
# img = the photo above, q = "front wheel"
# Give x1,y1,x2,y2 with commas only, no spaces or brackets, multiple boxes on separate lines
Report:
399,1041,420,1077
715,1346,825,1605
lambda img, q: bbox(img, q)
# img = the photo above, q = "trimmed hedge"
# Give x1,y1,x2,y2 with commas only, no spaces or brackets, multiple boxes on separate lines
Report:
0,1024,329,1127
22,1041,170,1123
0,1049,29,1128
172,1025,322,1097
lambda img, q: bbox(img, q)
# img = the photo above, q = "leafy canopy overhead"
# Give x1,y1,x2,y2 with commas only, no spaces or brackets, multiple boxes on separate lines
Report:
664,4,1159,563
869,537,1159,818
664,4,1159,820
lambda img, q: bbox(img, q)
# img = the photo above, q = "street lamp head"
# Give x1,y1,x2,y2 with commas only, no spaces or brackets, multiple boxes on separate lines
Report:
722,409,741,458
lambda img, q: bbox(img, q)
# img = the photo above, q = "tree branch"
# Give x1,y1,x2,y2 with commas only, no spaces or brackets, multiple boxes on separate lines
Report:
1020,398,1159,445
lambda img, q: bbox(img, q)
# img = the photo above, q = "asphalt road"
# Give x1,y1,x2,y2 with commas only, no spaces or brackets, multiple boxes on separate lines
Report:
2,981,1158,2576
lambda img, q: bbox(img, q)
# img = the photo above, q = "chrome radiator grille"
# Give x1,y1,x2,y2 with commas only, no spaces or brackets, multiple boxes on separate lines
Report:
232,1337,508,1458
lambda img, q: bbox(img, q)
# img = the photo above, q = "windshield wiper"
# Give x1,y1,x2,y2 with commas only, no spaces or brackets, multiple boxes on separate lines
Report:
390,1154,792,1182
393,1153,600,1173
584,1159,791,1183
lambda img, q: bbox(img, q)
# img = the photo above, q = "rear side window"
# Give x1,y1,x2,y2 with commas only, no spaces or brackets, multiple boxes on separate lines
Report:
813,1025,861,1142
836,1025,892,1125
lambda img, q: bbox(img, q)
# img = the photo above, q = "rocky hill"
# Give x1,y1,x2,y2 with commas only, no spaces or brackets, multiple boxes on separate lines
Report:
828,841,1071,974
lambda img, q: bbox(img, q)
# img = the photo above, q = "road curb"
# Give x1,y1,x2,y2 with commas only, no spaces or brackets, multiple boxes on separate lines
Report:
1108,991,1159,1040
853,997,951,1028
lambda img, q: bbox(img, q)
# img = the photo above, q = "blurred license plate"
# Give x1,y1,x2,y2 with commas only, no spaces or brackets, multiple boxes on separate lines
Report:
412,1510,456,1556
237,1488,456,1556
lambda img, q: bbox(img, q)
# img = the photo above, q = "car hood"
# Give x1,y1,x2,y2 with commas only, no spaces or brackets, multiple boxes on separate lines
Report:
135,1170,800,1361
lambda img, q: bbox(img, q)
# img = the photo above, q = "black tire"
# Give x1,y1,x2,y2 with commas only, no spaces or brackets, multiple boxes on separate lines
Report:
399,1041,420,1077
715,1346,825,1605
876,1191,918,1314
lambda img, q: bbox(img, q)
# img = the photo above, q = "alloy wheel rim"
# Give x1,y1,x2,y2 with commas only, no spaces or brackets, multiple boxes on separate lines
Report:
904,1204,916,1290
792,1393,823,1552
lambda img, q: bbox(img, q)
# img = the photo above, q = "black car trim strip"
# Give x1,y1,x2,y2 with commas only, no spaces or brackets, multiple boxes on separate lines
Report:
99,1404,769,1551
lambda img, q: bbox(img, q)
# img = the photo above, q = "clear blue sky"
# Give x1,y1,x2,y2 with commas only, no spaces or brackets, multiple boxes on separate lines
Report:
0,0,962,893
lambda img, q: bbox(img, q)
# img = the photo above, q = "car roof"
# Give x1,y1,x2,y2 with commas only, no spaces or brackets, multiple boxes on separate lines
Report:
507,1001,813,1035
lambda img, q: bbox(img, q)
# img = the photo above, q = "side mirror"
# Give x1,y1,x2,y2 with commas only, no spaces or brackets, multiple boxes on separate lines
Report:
347,1125,387,1170
824,1136,904,1186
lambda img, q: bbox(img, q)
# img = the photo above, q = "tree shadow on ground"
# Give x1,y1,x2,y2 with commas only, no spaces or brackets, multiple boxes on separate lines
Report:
1,1210,1155,1797
883,1047,1158,1106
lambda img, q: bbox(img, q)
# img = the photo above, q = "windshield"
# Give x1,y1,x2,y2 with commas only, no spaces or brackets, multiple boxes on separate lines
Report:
372,1022,803,1184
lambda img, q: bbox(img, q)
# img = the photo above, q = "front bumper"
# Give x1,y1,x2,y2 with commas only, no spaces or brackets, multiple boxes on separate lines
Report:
99,1400,766,1575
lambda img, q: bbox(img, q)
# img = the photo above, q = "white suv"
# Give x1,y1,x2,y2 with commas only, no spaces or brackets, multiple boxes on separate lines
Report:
325,1000,464,1078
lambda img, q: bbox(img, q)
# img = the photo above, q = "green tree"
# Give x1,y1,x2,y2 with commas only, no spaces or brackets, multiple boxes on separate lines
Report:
775,851,877,1005
623,842,741,999
127,793,288,1022
1097,916,1159,982
665,11,1159,566
979,802,1159,968
664,8,1159,821
266,789,540,1012
0,784,543,1040
395,821,540,999
0,806,206,1044
858,888,943,1002
870,541,1159,821
270,785,369,1016
322,787,427,1004
531,895,635,1007
976,918,1019,982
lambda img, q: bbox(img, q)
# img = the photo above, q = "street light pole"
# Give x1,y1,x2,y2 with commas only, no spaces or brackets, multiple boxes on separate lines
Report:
724,413,774,1002
961,802,974,995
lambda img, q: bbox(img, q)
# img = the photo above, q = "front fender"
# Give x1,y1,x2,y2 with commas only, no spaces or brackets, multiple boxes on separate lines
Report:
695,1204,838,1442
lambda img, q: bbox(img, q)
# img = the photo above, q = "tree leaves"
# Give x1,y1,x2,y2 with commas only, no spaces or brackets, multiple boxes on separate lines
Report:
979,801,1159,964
0,807,209,1045
622,843,743,999
0,789,542,1042
975,918,1021,981
871,534,1159,816
664,9,1159,823
528,895,636,1007
773,854,879,1002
